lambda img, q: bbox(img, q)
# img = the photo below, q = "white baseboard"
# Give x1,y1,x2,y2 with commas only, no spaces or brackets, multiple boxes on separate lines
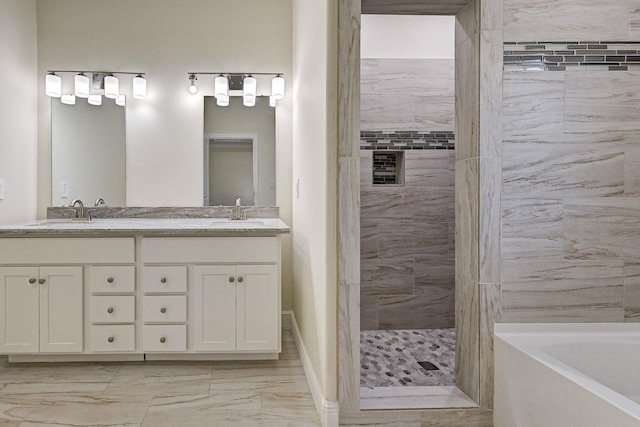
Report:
283,311,339,427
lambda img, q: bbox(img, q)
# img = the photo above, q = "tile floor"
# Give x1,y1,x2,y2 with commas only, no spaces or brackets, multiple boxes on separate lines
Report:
0,330,320,426
360,328,455,387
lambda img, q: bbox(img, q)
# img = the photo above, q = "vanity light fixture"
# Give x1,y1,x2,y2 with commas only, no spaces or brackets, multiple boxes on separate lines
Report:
132,74,147,99
45,73,62,97
74,73,90,98
60,94,76,105
88,94,102,106
188,74,198,94
186,71,285,107
104,74,119,99
45,70,147,105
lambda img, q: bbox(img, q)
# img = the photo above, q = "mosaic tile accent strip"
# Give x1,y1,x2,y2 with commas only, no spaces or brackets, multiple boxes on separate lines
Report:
504,41,640,71
361,131,455,150
360,329,455,387
372,152,401,185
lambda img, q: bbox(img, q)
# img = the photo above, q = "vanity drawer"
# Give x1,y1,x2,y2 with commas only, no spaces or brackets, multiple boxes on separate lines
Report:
90,296,135,324
90,325,135,352
141,237,278,263
142,266,187,293
142,325,187,352
89,266,135,293
143,295,187,323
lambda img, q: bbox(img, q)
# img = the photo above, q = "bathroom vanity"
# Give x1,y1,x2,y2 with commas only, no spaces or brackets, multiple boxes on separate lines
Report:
0,215,289,362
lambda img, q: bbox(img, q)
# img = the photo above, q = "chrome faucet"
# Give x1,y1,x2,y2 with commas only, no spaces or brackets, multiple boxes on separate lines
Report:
235,197,242,207
70,199,85,219
95,198,106,207
230,197,246,220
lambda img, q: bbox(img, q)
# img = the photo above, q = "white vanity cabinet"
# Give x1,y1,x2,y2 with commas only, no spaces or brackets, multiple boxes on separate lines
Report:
141,237,281,357
0,266,83,353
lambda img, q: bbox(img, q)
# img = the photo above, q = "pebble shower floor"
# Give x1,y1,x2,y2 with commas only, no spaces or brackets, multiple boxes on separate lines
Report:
360,329,456,387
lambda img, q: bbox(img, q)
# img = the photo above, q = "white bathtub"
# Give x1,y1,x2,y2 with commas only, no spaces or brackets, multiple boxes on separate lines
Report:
494,323,640,427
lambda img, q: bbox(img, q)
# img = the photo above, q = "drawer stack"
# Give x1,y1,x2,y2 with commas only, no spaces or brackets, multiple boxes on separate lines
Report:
88,266,136,352
141,266,187,352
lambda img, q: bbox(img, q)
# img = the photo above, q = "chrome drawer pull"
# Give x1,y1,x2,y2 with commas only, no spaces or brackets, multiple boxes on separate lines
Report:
160,307,167,314
160,277,167,284
237,276,244,283
107,277,114,283
108,336,114,343
160,337,166,343
229,276,235,283
107,307,114,314
29,278,36,284
38,278,45,285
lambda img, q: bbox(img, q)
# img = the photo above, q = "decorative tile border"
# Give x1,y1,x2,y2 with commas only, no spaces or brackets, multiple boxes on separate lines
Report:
361,131,455,150
504,41,640,71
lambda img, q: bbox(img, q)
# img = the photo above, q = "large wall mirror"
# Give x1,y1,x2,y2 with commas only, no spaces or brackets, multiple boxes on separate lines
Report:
204,96,276,207
51,98,126,206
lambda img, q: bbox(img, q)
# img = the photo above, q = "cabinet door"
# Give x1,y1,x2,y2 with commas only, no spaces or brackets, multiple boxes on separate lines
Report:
236,265,279,351
0,267,39,353
39,266,83,353
193,265,236,352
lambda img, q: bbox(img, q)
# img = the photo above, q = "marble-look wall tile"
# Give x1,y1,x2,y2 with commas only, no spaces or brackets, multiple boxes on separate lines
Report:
481,0,503,30
379,221,449,260
479,30,503,159
339,0,360,30
376,59,454,98
361,259,415,296
415,96,456,130
625,140,640,196
412,188,455,224
563,198,640,260
455,0,478,48
360,218,378,260
565,71,640,134
502,142,625,198
360,293,379,330
339,157,361,286
479,282,501,410
503,71,565,140
404,151,453,188
630,0,640,39
455,36,479,161
455,276,479,403
502,259,624,322
339,28,361,158
379,286,455,330
339,408,492,426
415,257,455,289
360,151,372,189
360,59,380,94
456,158,479,283
501,199,564,261
625,263,640,322
339,283,360,413
503,0,629,42
479,157,501,284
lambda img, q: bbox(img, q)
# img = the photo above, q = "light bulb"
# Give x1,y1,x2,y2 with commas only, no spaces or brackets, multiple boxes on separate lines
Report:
214,75,229,98
188,74,198,94
61,94,76,105
271,75,285,100
115,94,126,106
74,73,90,98
104,75,119,99
45,73,62,97
88,94,102,106
216,95,229,107
132,74,146,99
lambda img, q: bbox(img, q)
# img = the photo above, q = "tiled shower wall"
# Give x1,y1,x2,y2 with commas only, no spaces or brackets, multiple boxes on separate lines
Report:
360,58,456,330
501,0,640,323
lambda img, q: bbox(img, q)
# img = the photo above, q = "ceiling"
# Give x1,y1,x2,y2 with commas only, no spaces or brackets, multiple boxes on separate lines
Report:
361,0,472,15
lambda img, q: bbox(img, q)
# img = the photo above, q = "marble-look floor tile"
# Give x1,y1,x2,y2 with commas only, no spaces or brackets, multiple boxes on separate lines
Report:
0,395,41,424
3,363,121,384
23,394,151,426
1,382,108,396
105,363,212,396
260,392,320,426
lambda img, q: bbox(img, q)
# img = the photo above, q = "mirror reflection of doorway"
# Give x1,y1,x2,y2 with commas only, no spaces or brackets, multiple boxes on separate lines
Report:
203,134,258,206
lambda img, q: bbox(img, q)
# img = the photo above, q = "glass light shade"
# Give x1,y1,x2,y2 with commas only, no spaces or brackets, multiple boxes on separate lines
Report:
88,94,102,106
243,76,257,98
214,75,229,98
188,80,198,94
104,75,119,99
132,75,146,99
271,76,285,100
216,95,229,107
243,95,256,107
115,94,126,106
269,96,276,107
74,73,90,98
45,73,62,97
61,94,76,105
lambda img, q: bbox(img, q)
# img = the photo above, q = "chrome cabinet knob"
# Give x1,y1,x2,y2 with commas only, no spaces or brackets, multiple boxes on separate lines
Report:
107,307,114,314
29,278,36,284
229,276,235,283
38,278,45,285
160,337,166,343
160,277,167,284
160,307,167,313
107,336,114,343
237,276,244,283
107,277,114,283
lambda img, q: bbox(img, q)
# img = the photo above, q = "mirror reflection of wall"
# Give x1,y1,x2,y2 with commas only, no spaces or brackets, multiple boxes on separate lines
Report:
51,98,126,207
203,96,276,207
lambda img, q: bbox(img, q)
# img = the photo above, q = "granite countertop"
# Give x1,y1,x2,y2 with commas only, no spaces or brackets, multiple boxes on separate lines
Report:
0,218,290,237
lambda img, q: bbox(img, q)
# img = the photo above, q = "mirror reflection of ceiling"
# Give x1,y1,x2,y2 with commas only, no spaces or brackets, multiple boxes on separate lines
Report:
361,0,472,15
